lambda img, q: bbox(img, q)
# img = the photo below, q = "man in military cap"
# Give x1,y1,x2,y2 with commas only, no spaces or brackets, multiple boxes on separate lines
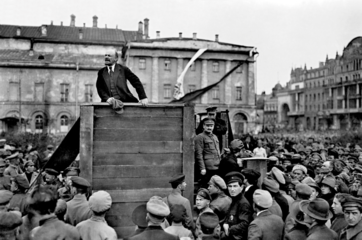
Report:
24,160,38,186
195,118,221,187
4,152,23,177
165,204,194,239
58,167,80,201
199,212,220,240
248,190,284,240
292,164,307,182
76,190,117,240
129,196,178,240
0,190,23,239
65,176,92,226
208,175,232,223
164,174,194,231
42,168,62,193
221,171,252,240
9,174,30,215
0,158,11,190
340,195,362,240
218,139,243,179
196,106,227,145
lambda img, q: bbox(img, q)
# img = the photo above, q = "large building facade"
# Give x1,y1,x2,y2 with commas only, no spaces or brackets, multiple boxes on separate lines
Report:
0,16,258,135
270,36,362,131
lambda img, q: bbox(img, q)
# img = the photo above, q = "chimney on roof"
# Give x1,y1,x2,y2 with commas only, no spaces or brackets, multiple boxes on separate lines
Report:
79,29,83,39
93,16,98,28
144,18,149,39
156,31,160,38
138,21,143,34
16,27,21,36
105,24,107,29
319,62,324,68
41,25,47,37
51,21,53,25
179,32,182,39
70,14,76,27
61,21,63,26
83,23,86,27
193,33,197,40
215,34,219,42
116,25,118,29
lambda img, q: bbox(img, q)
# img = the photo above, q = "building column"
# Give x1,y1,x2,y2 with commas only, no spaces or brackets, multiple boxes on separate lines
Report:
177,58,183,78
151,57,159,103
201,60,208,104
225,60,232,104
248,62,255,105
357,84,360,109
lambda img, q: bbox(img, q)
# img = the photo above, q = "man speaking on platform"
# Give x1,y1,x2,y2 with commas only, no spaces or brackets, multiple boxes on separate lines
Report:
96,50,148,106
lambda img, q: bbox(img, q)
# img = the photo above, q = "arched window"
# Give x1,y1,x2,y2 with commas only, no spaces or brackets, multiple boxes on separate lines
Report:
60,115,69,132
35,115,43,133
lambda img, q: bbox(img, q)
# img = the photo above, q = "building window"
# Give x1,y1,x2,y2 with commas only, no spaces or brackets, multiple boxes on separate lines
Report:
34,83,44,102
236,87,242,100
212,62,219,72
295,85,300,89
139,58,146,70
190,62,196,71
85,84,93,102
164,59,171,71
60,115,69,132
212,86,219,100
60,83,70,102
9,82,19,101
35,115,43,133
346,76,348,82
188,84,196,93
163,84,172,99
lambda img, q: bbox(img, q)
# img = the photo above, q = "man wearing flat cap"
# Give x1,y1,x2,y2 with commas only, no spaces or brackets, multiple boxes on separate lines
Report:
76,190,117,240
129,196,178,240
65,176,92,226
195,118,221,188
221,171,252,240
292,164,307,182
339,195,362,240
208,175,231,223
248,190,284,240
299,198,337,239
199,212,220,240
218,139,244,179
164,174,194,231
0,190,23,240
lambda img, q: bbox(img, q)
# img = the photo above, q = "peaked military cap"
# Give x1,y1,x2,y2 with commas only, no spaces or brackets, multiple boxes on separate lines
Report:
0,190,13,205
225,171,244,184
169,174,185,185
45,168,59,176
199,212,219,229
71,176,91,188
241,169,261,182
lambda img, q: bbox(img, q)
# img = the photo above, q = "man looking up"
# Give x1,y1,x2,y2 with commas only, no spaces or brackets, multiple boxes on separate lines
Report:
96,50,148,106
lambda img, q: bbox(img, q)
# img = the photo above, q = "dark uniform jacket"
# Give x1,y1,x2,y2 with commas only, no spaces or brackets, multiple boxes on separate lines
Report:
306,223,337,240
222,193,252,240
128,225,179,240
274,192,289,221
96,64,147,102
195,132,221,171
248,210,284,240
330,213,348,236
244,185,258,208
218,153,240,180
210,191,232,223
339,219,362,240
30,215,80,240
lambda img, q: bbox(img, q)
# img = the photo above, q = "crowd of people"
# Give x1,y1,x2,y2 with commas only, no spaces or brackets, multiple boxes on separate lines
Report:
2,112,362,240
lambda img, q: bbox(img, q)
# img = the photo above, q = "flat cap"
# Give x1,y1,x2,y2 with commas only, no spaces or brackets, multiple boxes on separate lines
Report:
63,167,80,176
169,174,185,185
47,144,54,149
321,175,336,189
230,139,244,150
311,153,322,161
197,188,211,201
208,175,227,190
292,154,302,160
0,190,13,205
271,167,285,185
292,165,307,175
342,195,362,209
147,196,170,217
0,211,22,229
268,156,279,162
253,189,273,208
45,168,59,176
225,171,244,184
295,183,312,197
71,176,91,188
262,177,279,193
132,204,148,227
205,106,217,111
89,190,112,213
199,212,219,229
242,169,261,182
5,152,19,160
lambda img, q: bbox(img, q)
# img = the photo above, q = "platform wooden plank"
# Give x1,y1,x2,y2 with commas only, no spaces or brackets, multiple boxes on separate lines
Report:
93,129,182,142
93,153,182,166
94,116,182,130
106,188,172,203
92,177,174,190
94,106,183,118
93,165,181,179
93,141,182,154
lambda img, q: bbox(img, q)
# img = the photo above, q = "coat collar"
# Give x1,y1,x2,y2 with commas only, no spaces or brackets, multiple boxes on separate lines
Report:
256,209,272,217
342,219,362,240
308,223,327,236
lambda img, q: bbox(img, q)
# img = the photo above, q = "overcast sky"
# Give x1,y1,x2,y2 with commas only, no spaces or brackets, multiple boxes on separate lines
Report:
2,0,362,94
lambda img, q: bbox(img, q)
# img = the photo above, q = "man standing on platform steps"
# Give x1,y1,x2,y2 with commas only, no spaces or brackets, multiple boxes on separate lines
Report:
96,50,148,106
164,174,195,231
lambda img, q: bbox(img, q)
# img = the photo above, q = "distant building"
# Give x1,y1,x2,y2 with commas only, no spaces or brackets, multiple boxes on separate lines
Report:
0,16,258,135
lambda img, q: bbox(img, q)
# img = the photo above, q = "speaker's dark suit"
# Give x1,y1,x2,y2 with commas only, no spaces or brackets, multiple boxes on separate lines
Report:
96,64,147,102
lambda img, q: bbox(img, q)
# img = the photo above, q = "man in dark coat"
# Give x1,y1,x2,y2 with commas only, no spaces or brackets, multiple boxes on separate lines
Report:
339,196,362,240
221,172,252,240
129,196,178,240
96,51,148,105
208,175,232,223
248,190,284,240
218,139,243,180
262,177,289,221
241,169,261,208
